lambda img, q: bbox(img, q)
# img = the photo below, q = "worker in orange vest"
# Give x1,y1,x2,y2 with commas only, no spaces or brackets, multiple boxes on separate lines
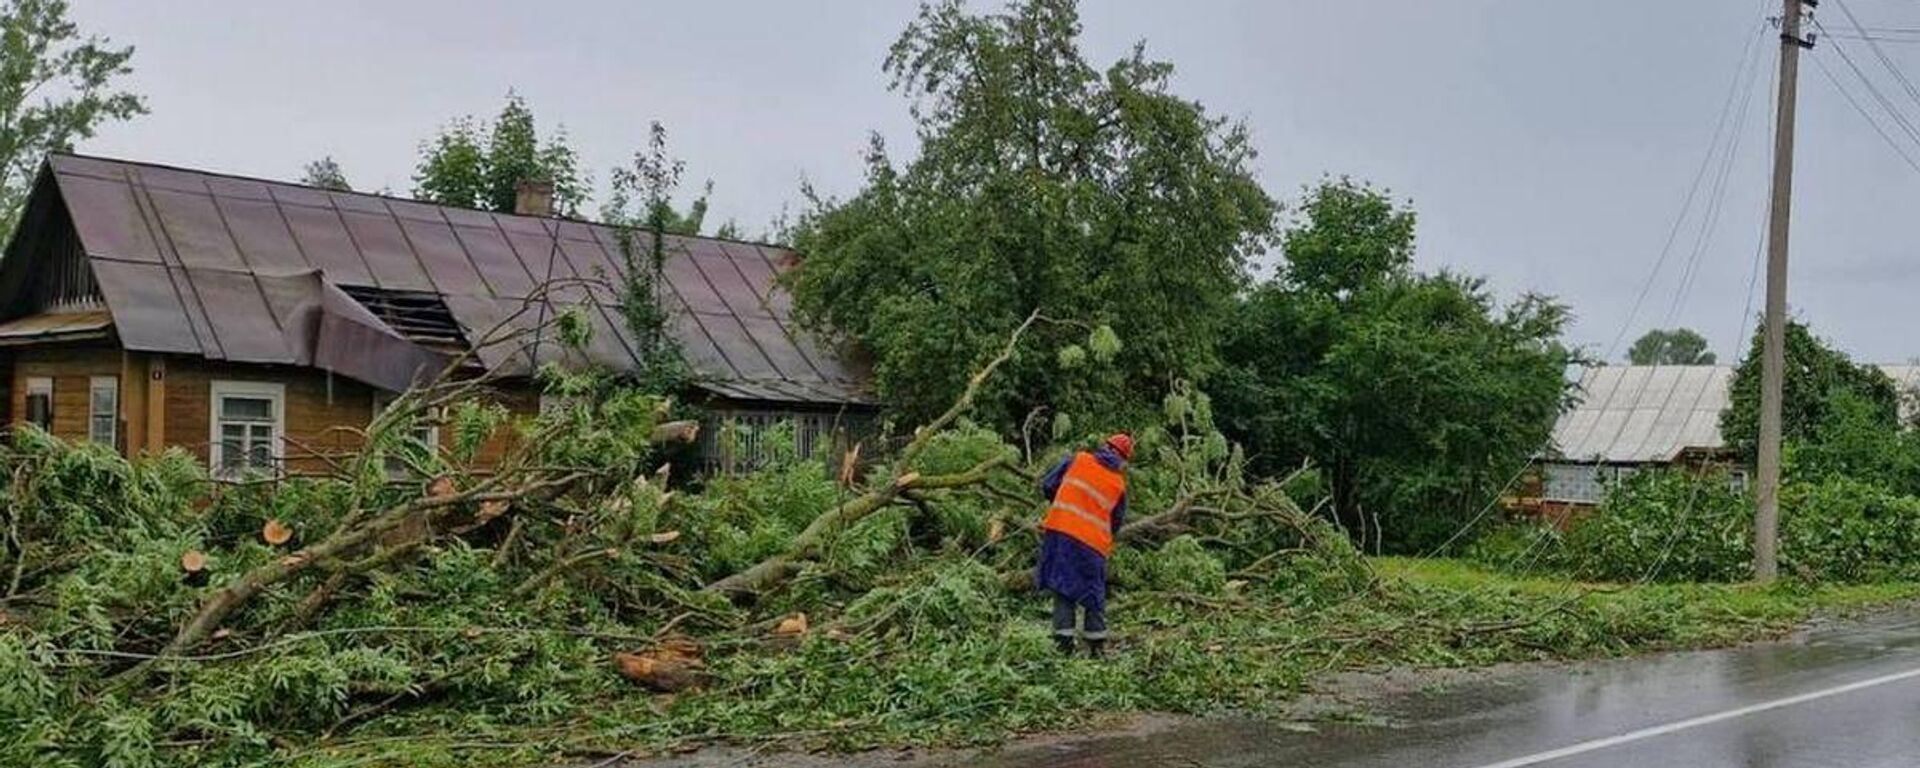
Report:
1036,433,1132,657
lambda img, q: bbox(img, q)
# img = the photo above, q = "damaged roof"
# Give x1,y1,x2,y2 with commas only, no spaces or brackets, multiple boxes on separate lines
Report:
5,153,871,406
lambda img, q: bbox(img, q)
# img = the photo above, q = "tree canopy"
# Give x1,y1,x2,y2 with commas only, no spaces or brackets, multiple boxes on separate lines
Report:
0,0,145,245
299,155,351,191
1211,179,1575,552
1721,319,1900,460
784,0,1277,428
412,92,586,216
1628,327,1716,365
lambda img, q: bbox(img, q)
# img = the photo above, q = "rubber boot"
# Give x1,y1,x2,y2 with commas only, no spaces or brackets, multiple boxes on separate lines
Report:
1085,638,1106,659
1054,635,1077,656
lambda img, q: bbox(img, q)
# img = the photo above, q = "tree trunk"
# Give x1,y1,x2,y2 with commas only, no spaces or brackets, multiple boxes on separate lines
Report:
1331,454,1363,546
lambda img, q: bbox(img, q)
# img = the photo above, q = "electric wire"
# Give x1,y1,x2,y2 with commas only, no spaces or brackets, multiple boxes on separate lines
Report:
1818,20,1920,147
1424,5,1773,579
1602,12,1775,365
1833,0,1920,113
1497,5,1782,594
1662,35,1770,330
1810,47,1920,173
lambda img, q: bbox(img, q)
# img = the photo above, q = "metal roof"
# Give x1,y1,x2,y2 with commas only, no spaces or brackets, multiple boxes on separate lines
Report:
1549,363,1920,463
12,154,871,406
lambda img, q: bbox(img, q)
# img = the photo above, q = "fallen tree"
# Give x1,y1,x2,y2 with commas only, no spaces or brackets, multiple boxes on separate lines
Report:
702,311,1041,598
0,308,1394,768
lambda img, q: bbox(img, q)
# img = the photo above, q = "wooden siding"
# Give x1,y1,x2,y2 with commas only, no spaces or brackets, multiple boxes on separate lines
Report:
163,358,376,474
7,344,124,448
5,347,605,475
162,357,534,475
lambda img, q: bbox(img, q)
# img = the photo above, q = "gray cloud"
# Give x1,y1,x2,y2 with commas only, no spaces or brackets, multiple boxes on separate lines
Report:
64,0,1920,363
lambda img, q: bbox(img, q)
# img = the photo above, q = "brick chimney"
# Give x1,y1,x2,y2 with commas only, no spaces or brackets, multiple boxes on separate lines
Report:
514,179,555,217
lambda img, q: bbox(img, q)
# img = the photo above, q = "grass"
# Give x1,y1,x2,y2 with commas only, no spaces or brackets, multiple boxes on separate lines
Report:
288,558,1920,766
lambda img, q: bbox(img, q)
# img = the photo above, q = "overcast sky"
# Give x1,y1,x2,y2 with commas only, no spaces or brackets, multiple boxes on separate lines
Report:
62,0,1920,364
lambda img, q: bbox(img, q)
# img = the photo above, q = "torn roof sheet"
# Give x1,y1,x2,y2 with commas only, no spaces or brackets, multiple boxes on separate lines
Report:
30,153,872,406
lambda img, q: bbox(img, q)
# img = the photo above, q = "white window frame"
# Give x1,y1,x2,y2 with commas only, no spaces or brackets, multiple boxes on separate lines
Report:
88,376,119,447
23,377,52,430
209,380,286,478
372,391,440,476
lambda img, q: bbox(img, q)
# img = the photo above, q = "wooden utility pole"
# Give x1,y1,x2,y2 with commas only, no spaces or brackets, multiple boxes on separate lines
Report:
1756,0,1812,583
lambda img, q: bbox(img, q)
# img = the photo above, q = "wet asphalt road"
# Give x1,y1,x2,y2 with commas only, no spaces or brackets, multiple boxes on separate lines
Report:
945,611,1920,768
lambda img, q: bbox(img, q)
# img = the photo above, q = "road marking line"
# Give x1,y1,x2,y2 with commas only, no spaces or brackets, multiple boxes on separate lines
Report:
1469,665,1920,768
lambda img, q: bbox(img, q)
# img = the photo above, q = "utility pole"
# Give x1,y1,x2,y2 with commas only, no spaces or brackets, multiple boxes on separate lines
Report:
1756,0,1813,583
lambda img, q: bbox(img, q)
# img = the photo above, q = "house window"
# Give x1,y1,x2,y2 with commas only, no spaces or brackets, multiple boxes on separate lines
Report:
23,377,52,430
372,391,438,475
210,381,285,476
89,376,118,447
1727,469,1751,493
1542,462,1610,504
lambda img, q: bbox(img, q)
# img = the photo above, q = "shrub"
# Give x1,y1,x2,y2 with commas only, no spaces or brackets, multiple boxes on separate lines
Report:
1498,469,1752,583
1781,476,1920,582
1515,464,1920,584
1561,469,1753,583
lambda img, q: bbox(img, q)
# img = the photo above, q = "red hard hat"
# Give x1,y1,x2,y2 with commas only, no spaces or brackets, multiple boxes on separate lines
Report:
1104,433,1134,461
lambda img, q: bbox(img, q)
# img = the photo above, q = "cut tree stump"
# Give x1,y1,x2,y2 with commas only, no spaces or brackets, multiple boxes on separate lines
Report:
614,643,706,693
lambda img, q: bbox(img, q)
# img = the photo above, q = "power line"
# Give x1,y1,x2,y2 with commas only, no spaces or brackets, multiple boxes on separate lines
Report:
1810,48,1920,172
1832,0,1920,112
1603,10,1772,362
1663,39,1769,329
1817,21,1920,147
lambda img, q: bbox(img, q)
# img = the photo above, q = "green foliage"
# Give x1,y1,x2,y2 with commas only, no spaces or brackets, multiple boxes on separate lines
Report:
2,412,1913,766
677,447,843,580
1280,177,1415,297
1780,476,1920,582
1212,179,1575,553
298,156,351,191
1627,327,1715,365
1557,469,1754,583
1489,464,1920,584
1721,319,1900,460
412,92,586,215
1784,388,1920,493
785,0,1278,428
602,122,713,392
1113,534,1225,593
0,0,146,245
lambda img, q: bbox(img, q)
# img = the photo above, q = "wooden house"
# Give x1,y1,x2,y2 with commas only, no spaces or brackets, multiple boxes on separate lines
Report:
0,153,874,475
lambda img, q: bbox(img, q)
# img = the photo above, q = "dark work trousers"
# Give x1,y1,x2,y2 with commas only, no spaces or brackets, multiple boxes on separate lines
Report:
1051,593,1108,640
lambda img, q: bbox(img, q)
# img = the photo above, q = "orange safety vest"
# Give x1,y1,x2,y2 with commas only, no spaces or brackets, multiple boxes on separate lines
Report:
1042,451,1126,557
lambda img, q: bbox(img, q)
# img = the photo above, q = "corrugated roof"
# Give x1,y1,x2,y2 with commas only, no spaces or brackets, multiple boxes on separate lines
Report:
1549,363,1919,463
1550,365,1730,463
17,153,871,406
